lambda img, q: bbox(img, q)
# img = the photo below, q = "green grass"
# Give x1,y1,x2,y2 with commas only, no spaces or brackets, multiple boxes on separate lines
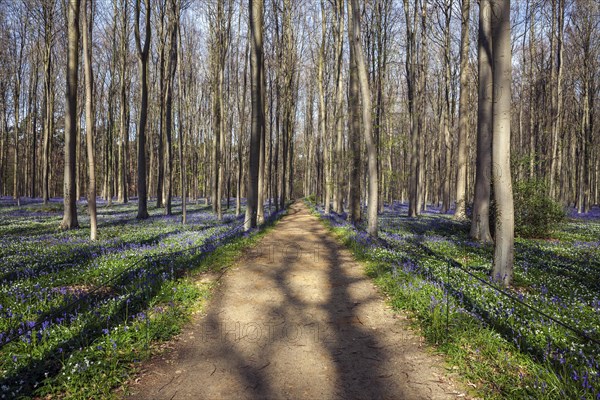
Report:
307,200,600,399
0,198,285,399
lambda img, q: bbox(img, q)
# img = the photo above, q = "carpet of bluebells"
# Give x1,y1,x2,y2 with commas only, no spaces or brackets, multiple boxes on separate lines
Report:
0,196,284,398
311,200,600,399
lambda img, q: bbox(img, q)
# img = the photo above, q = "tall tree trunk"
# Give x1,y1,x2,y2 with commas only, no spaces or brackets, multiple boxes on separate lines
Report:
156,5,166,209
42,13,53,205
29,61,39,199
118,0,129,204
490,0,514,286
333,0,344,213
350,0,377,237
441,0,452,214
61,0,80,230
404,0,419,217
470,0,493,243
347,17,361,224
454,0,470,220
318,0,328,213
135,0,151,219
177,12,186,225
527,5,535,179
163,0,178,216
246,0,264,230
237,42,249,216
82,0,98,240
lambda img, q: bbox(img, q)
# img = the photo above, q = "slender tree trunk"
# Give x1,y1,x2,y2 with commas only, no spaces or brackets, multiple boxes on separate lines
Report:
454,0,470,220
246,0,264,230
350,0,377,236
61,0,80,229
490,0,514,286
118,0,129,204
237,43,249,216
347,19,361,224
441,0,452,214
471,0,493,243
42,22,53,205
163,0,178,216
177,12,186,225
135,0,151,219
257,85,265,223
528,6,535,179
318,0,328,213
156,6,166,209
333,0,344,213
82,0,98,240
404,0,419,217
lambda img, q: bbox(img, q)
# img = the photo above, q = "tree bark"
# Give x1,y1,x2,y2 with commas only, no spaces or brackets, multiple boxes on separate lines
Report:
41,4,54,205
349,0,377,236
135,0,151,220
61,0,80,230
118,0,129,204
246,0,264,230
333,0,344,213
490,0,514,286
347,15,361,224
470,0,493,243
454,0,470,220
404,0,419,217
163,0,179,216
82,0,98,240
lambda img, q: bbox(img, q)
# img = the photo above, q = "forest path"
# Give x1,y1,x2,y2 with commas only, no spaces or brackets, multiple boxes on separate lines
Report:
127,202,465,399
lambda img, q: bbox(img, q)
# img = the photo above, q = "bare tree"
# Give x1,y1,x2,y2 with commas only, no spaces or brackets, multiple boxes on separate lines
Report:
470,0,493,243
135,0,151,220
61,0,80,230
82,0,97,240
41,0,55,205
349,0,377,236
162,0,179,215
490,0,514,286
117,0,129,204
333,0,344,213
454,0,470,220
246,0,264,230
347,4,360,224
403,0,420,217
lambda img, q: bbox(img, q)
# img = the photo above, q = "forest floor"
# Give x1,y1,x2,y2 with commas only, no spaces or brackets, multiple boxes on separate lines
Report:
126,201,468,399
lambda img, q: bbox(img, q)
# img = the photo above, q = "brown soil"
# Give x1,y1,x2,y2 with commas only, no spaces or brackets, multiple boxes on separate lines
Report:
126,202,468,399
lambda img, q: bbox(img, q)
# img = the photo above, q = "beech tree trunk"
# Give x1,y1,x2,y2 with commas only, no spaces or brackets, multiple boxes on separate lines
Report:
61,0,80,230
349,0,377,237
490,0,515,286
118,0,129,204
454,0,470,220
471,0,493,243
333,0,344,214
135,0,151,220
347,15,361,224
82,0,97,240
246,0,263,230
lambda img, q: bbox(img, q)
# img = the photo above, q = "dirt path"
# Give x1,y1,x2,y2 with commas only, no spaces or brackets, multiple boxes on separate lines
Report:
127,202,466,399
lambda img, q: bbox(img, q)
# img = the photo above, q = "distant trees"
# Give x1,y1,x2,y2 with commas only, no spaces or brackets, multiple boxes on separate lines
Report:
0,0,596,257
